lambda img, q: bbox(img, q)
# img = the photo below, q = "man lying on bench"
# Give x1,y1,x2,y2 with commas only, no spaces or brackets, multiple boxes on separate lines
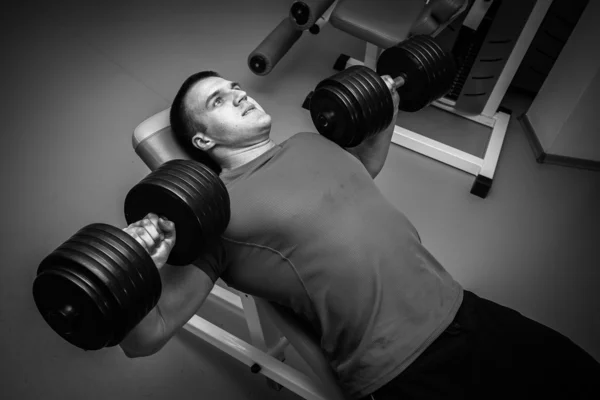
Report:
120,71,600,400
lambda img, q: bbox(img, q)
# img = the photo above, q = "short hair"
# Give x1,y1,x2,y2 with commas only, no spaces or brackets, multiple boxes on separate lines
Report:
170,71,222,174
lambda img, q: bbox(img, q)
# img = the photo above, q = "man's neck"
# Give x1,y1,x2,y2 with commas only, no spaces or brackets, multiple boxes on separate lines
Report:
219,139,277,171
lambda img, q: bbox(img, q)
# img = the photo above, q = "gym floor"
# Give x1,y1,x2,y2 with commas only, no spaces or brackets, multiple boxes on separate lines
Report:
1,1,598,399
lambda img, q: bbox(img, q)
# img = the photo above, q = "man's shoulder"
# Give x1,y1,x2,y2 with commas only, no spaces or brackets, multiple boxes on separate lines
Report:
286,131,336,147
288,131,318,141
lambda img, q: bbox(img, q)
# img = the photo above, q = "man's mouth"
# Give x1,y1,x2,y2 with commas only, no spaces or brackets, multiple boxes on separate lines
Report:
243,106,255,116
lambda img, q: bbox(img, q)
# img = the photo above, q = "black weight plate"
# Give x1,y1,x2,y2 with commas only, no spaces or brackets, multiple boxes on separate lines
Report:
332,69,367,146
128,174,204,227
47,245,125,314
85,230,155,318
351,66,386,140
342,66,378,144
86,224,161,309
150,170,213,222
399,38,432,85
136,174,209,256
369,66,397,130
408,36,440,91
76,229,146,292
124,179,203,266
36,247,122,349
326,79,366,145
377,46,420,112
401,39,435,91
155,167,216,216
376,45,403,80
402,37,434,83
314,70,365,141
68,232,150,325
60,241,131,322
407,38,442,107
69,233,140,297
36,254,114,320
310,86,356,147
36,249,115,319
321,77,364,131
310,86,360,147
362,66,393,134
325,77,366,146
165,162,220,205
175,158,229,206
410,36,446,102
345,67,376,127
170,160,230,234
396,47,432,112
33,267,114,350
151,171,217,245
357,67,394,138
180,161,231,233
162,163,224,238
417,36,456,99
154,174,225,263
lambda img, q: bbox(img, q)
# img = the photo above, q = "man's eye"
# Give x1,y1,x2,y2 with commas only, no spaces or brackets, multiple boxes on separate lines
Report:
214,98,222,106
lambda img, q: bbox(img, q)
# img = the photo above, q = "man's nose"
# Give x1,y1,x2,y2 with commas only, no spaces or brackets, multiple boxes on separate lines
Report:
234,91,248,105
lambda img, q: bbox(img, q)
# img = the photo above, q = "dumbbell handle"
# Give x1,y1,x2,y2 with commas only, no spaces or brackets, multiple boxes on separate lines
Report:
382,74,406,93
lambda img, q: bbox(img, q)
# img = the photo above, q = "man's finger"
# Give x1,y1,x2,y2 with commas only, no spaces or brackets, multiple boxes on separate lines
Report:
141,218,161,242
133,226,156,250
158,218,176,234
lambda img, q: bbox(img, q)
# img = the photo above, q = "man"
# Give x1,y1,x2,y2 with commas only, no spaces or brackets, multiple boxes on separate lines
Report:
120,71,599,399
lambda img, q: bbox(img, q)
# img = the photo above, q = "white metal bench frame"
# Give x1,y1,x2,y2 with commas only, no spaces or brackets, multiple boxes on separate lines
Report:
187,281,344,400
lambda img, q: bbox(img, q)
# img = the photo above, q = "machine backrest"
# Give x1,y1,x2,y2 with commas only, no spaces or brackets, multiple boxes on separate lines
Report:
132,108,192,172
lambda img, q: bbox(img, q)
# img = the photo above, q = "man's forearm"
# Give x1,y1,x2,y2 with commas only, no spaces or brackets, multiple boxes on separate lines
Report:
349,116,397,179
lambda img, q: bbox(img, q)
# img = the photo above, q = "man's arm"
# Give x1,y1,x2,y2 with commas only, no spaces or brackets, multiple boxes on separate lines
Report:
345,117,397,179
119,214,227,358
344,85,400,179
119,260,218,357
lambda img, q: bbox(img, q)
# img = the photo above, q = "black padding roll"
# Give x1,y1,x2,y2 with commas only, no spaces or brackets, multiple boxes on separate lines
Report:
410,11,441,36
289,0,336,30
248,17,303,76
430,0,467,23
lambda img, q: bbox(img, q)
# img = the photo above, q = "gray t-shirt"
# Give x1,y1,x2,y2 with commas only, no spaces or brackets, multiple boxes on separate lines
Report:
208,131,463,398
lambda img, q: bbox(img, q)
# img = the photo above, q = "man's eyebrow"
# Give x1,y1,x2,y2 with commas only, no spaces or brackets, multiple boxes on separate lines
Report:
205,81,241,108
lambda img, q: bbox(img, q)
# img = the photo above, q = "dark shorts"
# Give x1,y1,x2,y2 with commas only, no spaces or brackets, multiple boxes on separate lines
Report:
364,290,600,400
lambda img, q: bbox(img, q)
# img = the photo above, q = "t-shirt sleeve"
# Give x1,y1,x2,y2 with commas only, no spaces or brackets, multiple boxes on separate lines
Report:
192,238,229,283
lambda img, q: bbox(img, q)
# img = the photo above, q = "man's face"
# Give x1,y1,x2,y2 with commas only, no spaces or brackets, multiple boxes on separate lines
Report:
187,76,272,151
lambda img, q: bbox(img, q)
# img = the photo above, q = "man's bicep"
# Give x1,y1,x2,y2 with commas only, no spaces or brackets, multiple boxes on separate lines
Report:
343,146,380,179
158,239,229,337
157,263,216,338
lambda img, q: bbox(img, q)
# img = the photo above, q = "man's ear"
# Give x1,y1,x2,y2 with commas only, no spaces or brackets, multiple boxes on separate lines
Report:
192,132,216,151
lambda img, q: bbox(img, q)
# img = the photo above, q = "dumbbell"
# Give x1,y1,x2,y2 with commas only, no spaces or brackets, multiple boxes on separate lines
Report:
308,35,457,148
32,159,231,351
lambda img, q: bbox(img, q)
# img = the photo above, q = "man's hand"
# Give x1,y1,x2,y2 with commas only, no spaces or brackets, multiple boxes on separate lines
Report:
381,74,401,123
391,86,400,121
123,213,176,270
